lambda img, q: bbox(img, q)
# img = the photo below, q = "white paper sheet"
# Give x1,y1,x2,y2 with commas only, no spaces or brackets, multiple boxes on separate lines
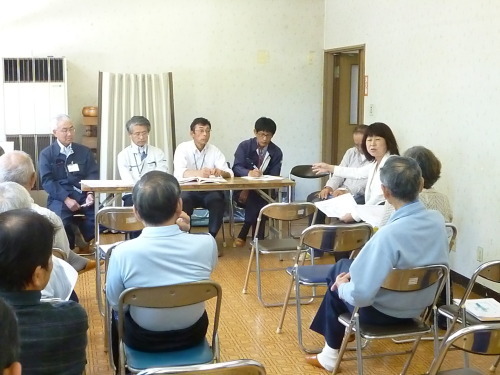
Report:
314,193,357,218
353,205,386,227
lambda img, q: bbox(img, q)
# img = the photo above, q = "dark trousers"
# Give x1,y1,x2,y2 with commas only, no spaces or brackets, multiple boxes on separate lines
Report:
181,191,225,237
235,190,268,240
62,209,95,249
309,259,412,349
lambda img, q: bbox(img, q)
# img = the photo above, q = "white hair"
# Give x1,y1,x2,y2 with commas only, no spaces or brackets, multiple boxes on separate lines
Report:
50,114,72,132
0,181,32,213
0,150,35,187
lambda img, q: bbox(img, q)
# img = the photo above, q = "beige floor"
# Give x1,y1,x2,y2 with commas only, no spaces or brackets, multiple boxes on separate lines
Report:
76,225,496,375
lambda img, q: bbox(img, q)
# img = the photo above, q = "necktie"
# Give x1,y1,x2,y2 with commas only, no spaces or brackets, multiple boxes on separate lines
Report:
257,148,265,168
141,150,147,161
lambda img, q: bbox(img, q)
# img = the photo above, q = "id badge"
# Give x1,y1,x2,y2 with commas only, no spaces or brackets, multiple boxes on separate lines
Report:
68,163,80,172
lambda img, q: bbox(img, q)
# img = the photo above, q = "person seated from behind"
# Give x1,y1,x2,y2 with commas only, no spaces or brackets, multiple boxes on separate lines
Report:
0,297,22,375
232,117,283,247
173,117,233,239
0,150,95,274
307,125,369,226
0,182,77,301
106,171,217,363
38,114,98,251
305,156,449,371
0,209,88,374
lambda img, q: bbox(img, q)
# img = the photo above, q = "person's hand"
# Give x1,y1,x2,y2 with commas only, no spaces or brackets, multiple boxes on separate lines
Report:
332,189,349,198
85,193,95,206
200,167,212,178
312,162,334,174
331,272,350,291
64,197,80,212
176,211,191,232
211,168,223,177
340,213,355,223
248,169,262,177
318,187,333,199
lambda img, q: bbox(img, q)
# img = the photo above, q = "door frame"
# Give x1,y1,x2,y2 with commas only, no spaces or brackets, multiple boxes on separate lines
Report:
322,44,365,164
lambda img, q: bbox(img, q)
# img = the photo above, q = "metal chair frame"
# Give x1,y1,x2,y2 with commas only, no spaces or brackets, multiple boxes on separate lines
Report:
332,264,449,375
276,223,373,353
116,281,222,375
136,359,266,375
288,164,329,202
427,323,500,375
242,202,317,307
52,247,67,261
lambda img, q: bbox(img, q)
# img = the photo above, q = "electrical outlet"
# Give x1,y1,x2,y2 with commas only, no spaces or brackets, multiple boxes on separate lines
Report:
369,104,375,116
476,246,484,262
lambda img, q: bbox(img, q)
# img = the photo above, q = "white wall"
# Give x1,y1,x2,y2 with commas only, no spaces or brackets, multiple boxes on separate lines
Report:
325,0,500,287
0,0,325,199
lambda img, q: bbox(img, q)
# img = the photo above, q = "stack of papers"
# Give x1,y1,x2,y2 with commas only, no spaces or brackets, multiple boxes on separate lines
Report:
453,298,500,321
177,176,227,184
241,175,284,181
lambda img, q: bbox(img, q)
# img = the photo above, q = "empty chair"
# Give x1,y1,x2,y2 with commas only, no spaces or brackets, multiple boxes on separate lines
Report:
114,281,222,375
333,264,449,375
427,323,500,375
276,223,373,353
242,202,317,306
136,359,266,374
289,165,329,202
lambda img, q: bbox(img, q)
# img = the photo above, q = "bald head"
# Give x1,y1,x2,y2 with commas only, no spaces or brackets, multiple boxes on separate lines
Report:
0,151,36,190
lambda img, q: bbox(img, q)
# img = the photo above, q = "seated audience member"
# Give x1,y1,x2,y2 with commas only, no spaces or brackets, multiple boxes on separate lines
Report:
0,182,76,300
117,115,168,206
0,209,88,374
305,156,449,371
0,150,95,273
232,117,283,247
307,125,368,226
106,171,217,360
0,297,21,375
173,117,233,238
38,114,98,251
312,122,399,223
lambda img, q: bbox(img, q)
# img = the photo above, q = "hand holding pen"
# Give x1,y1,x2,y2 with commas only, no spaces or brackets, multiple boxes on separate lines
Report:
246,158,262,177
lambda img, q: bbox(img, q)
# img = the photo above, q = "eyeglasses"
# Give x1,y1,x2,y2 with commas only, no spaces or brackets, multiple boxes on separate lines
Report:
194,129,211,135
58,127,76,134
131,131,149,138
256,132,272,139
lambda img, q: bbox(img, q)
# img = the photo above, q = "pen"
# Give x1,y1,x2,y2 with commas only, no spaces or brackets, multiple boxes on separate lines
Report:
246,158,259,170
475,302,487,312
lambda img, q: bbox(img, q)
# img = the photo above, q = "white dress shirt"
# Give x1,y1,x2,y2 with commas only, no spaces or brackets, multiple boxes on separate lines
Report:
325,147,368,196
117,144,168,183
173,140,233,179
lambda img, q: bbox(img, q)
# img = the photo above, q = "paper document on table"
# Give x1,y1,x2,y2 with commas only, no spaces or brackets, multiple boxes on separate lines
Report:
81,179,133,188
241,175,284,181
314,193,357,218
177,176,227,184
453,298,500,321
353,205,386,227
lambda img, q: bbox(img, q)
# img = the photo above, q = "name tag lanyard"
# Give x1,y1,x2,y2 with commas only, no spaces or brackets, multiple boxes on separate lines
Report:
193,150,207,170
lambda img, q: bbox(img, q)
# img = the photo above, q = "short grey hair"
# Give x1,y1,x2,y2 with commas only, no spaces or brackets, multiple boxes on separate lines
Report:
126,116,151,134
0,151,35,186
0,182,32,213
380,156,422,202
50,114,72,132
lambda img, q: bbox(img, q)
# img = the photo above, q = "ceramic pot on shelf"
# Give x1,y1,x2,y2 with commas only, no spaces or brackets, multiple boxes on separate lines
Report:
82,106,98,117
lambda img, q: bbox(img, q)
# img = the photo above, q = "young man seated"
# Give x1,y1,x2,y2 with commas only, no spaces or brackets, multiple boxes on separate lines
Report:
0,209,88,374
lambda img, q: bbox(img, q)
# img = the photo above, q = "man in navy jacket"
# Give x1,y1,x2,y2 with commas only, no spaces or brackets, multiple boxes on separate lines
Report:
232,117,283,246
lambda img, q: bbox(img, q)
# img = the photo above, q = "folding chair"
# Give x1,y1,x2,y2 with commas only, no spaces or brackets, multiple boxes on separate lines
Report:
289,165,329,202
95,207,144,316
437,260,500,369
115,281,222,375
276,223,373,353
136,359,266,375
332,264,449,375
242,202,317,306
427,323,500,375
52,247,67,261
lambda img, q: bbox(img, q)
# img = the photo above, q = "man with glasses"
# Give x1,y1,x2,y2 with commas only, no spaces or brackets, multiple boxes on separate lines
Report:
173,117,233,240
39,114,98,251
117,116,168,206
232,117,283,247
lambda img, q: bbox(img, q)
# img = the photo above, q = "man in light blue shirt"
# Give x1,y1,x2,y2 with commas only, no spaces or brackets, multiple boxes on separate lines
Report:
305,156,449,371
106,171,217,359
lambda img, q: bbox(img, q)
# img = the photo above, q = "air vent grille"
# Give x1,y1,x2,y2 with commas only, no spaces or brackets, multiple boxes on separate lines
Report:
3,57,65,83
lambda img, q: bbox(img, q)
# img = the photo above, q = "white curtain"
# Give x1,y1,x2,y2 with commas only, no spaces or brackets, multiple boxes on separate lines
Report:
98,72,175,179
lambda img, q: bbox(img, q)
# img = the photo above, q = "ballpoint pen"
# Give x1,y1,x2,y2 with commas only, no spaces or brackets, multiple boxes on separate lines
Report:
475,302,487,312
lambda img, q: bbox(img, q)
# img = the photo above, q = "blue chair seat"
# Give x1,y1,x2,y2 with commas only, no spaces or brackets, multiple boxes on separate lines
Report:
286,264,333,284
125,338,214,370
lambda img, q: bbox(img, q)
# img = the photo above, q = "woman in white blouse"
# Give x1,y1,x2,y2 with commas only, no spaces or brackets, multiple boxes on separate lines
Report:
312,122,400,222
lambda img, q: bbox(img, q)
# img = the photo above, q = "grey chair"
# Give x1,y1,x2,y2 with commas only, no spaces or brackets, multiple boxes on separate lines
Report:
242,202,317,306
427,323,500,375
115,281,222,375
276,223,373,353
332,264,449,375
288,165,329,202
136,359,266,375
52,247,67,261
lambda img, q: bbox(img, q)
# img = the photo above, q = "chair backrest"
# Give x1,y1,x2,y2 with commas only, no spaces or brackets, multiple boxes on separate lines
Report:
445,223,457,252
427,323,500,375
136,359,266,375
288,165,329,202
456,260,500,309
382,265,448,293
117,280,222,352
96,206,144,232
52,247,67,261
299,223,373,253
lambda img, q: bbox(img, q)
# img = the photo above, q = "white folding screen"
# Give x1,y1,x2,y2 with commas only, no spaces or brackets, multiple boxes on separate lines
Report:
98,72,175,179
